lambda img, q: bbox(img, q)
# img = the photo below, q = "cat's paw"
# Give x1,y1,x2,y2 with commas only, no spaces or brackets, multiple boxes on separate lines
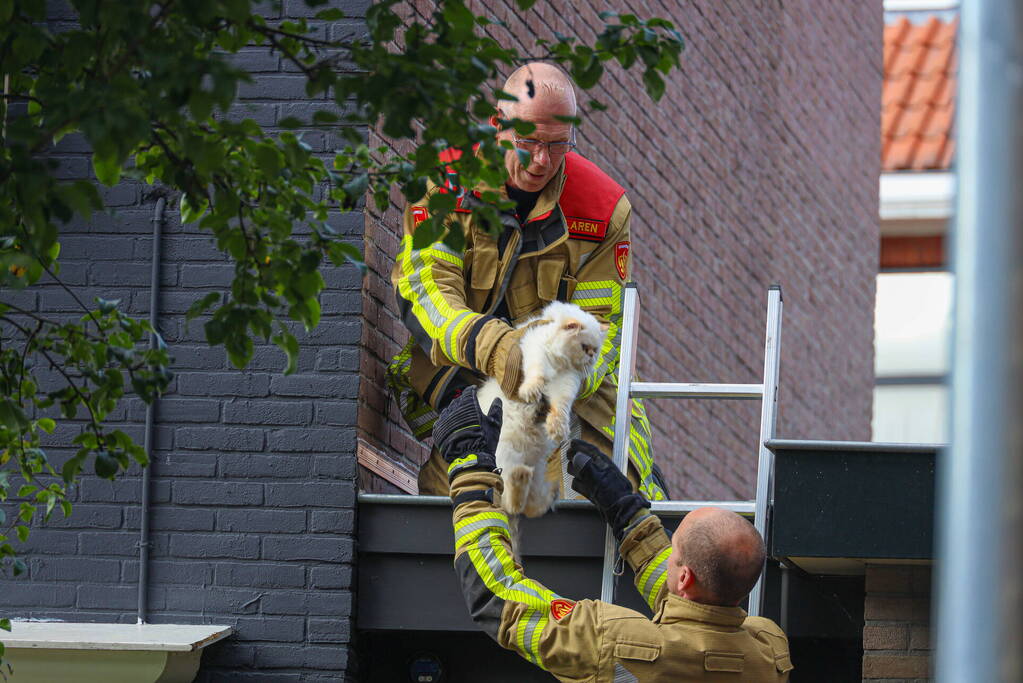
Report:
517,375,544,403
503,465,532,515
523,479,559,518
545,405,570,442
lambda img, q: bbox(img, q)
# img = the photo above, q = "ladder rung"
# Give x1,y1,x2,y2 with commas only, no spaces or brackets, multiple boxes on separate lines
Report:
630,382,764,399
650,500,756,515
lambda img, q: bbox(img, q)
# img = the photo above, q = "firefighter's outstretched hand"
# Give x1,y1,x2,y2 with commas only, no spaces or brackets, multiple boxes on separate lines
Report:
568,439,650,538
433,386,502,479
486,326,528,399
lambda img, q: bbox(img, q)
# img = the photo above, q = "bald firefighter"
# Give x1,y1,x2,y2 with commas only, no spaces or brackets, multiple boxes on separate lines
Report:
433,386,793,682
389,62,669,500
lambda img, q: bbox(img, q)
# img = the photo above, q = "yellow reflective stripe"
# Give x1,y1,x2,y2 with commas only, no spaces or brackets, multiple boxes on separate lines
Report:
601,400,667,502
454,511,511,551
396,235,478,364
447,454,479,476
572,280,622,398
637,546,672,611
516,608,548,668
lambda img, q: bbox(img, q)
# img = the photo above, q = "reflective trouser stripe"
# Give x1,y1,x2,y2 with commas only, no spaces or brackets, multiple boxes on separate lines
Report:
602,398,667,501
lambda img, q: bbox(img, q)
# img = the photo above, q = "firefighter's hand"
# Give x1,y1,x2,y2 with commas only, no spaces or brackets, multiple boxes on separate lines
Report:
568,439,650,538
485,326,527,400
434,386,502,478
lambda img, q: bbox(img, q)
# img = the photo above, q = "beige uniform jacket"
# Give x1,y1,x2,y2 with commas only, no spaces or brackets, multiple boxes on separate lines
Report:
390,152,666,500
451,469,793,682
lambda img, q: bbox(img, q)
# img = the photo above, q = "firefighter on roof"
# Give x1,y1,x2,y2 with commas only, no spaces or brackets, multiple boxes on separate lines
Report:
389,61,669,500
433,386,793,682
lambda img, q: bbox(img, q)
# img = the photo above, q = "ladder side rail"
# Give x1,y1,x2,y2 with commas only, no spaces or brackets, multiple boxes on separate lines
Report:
600,283,642,603
747,285,784,617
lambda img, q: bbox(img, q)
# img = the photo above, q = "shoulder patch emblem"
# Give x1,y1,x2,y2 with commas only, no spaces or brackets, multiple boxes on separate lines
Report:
614,241,630,280
567,217,608,242
550,598,576,621
411,206,428,227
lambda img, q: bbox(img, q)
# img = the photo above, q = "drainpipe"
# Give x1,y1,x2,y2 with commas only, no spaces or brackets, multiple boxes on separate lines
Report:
138,196,166,624
934,2,1023,681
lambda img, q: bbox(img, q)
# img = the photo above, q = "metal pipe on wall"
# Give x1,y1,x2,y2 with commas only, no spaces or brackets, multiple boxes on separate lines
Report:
137,195,166,624
935,2,1023,680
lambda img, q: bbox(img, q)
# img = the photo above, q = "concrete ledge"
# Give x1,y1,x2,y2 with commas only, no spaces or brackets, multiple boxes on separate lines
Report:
1,622,233,683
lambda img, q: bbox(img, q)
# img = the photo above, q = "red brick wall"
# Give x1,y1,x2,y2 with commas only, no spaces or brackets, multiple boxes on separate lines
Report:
862,565,932,681
358,1,881,498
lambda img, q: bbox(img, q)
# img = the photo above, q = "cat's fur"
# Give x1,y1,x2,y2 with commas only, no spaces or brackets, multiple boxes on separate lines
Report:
477,301,608,520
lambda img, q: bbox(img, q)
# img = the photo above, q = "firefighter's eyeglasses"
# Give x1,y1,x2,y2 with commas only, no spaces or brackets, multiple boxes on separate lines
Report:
512,136,576,158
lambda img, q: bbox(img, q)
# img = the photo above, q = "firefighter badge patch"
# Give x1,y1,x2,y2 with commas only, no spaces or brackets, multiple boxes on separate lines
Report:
411,206,428,226
614,241,630,280
550,599,576,621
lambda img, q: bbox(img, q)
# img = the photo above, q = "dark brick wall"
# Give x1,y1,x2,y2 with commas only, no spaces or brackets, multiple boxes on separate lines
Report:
862,565,932,681
1,2,366,680
359,1,881,498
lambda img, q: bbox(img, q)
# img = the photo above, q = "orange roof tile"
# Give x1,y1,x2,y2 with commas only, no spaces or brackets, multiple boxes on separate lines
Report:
882,16,958,171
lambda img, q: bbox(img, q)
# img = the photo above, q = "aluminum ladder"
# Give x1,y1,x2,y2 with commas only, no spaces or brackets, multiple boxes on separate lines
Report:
600,283,783,617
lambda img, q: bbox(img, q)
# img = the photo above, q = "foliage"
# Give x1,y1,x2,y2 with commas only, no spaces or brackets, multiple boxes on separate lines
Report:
0,0,683,595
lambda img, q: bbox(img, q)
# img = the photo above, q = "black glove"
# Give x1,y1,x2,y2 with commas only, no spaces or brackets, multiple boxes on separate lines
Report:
433,386,502,480
568,439,650,539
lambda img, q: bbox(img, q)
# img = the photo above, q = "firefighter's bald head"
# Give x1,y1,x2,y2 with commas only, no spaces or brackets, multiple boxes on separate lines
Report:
492,62,577,192
666,507,766,606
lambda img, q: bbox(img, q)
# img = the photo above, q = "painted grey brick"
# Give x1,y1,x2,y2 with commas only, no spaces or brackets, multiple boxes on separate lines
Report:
312,455,357,480
179,263,236,287
59,236,136,261
224,102,278,127
131,397,221,423
77,531,149,557
220,454,312,479
322,265,363,290
121,559,214,585
297,320,361,345
124,506,217,531
164,586,265,614
31,557,120,582
42,504,122,529
245,345,317,373
309,510,354,534
319,292,361,314
214,562,305,589
177,426,265,452
307,618,351,644
253,644,348,671
2,583,76,607
200,642,258,670
262,536,353,562
78,583,138,610
78,478,169,504
238,75,312,100
268,428,352,453
173,481,264,506
309,565,352,590
15,529,80,555
153,452,219,478
264,481,355,508
225,49,280,73
310,400,356,427
223,399,312,426
230,616,306,643
177,372,271,397
261,590,352,616
169,533,260,559
164,345,227,370
270,373,358,398
217,509,307,534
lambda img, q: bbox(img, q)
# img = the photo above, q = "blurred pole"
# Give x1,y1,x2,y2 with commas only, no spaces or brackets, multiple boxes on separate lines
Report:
935,1,1023,681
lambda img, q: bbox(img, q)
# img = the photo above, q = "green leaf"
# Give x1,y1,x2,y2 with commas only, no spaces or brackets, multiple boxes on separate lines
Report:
96,298,120,314
0,617,10,632
642,69,666,101
186,292,221,322
94,451,119,479
92,153,122,186
0,399,30,432
315,8,345,20
272,329,300,375
36,417,56,434
513,0,536,9
278,116,303,129
0,0,13,22
16,525,29,543
12,558,26,576
61,500,72,517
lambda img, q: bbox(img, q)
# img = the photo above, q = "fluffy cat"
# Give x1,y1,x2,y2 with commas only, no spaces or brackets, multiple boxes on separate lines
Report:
477,301,608,520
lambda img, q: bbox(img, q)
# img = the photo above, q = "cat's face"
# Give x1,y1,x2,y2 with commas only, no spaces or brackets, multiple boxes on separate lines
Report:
554,315,608,370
